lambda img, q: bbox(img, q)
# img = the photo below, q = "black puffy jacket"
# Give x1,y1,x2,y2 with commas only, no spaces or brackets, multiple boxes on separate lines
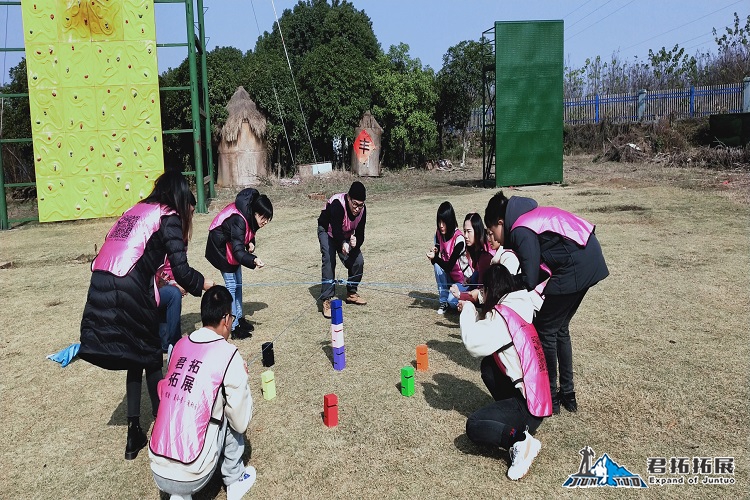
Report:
205,188,260,273
79,212,204,370
504,196,609,295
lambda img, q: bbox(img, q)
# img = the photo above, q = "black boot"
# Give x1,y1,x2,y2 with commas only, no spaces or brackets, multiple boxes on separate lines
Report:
560,391,578,412
125,419,147,460
552,392,561,415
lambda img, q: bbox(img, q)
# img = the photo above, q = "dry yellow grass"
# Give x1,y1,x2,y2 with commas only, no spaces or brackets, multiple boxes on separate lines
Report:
0,156,748,499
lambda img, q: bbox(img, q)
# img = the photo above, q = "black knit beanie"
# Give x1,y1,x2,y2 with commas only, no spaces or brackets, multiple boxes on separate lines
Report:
348,181,366,202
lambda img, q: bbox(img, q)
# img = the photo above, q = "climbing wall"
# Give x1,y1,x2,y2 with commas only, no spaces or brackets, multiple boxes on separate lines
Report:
21,0,163,222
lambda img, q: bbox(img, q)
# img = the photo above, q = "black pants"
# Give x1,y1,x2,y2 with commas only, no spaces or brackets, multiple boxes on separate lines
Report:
466,356,543,450
317,225,363,299
126,366,162,418
534,289,588,395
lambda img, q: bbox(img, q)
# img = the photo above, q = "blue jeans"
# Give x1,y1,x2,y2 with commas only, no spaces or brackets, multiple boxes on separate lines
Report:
158,285,182,351
433,263,466,309
222,269,243,330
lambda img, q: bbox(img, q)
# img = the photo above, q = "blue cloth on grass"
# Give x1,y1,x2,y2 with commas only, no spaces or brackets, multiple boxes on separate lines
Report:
47,343,80,367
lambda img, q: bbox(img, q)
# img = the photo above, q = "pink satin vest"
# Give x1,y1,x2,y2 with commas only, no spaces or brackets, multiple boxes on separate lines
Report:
493,304,552,418
511,206,594,247
92,203,175,277
149,335,238,464
438,229,471,283
325,193,364,239
209,203,254,266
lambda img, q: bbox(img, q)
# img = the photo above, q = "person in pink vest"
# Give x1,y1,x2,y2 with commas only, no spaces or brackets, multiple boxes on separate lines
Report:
156,192,197,352
484,191,608,414
205,188,273,339
458,264,551,481
316,181,368,318
79,170,214,460
149,285,255,500
426,201,472,314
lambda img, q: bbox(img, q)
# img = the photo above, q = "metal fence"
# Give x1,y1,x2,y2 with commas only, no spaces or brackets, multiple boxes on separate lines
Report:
467,79,750,130
564,80,749,124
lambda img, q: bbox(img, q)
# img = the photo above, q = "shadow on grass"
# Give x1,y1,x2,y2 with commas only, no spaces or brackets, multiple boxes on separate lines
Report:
453,433,505,461
426,338,476,370
406,291,440,310
446,178,496,189
421,372,491,418
320,340,334,367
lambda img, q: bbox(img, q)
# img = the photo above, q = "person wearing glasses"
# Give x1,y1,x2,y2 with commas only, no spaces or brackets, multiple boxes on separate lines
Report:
79,170,214,461
317,181,368,318
150,285,256,500
205,188,273,339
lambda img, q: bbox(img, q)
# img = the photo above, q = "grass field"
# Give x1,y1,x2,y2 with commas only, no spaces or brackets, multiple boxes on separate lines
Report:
0,156,748,499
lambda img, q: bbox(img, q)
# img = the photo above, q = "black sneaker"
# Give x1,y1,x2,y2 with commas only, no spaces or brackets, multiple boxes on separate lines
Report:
551,392,561,414
237,317,255,333
559,391,578,412
231,326,252,340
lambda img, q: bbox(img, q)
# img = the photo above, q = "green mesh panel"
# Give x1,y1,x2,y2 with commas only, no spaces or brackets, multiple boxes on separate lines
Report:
495,21,563,186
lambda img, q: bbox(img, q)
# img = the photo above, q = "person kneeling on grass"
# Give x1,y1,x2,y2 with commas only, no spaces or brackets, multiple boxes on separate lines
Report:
458,265,552,480
149,285,256,500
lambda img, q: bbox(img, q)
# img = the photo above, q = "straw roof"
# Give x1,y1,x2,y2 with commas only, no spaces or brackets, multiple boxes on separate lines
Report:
221,86,267,143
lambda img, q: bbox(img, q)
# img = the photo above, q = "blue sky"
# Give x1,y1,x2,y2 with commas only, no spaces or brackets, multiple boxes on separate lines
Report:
1,0,746,83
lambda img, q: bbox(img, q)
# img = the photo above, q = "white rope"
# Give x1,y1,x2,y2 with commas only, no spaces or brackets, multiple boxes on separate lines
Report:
249,0,295,167
269,0,317,163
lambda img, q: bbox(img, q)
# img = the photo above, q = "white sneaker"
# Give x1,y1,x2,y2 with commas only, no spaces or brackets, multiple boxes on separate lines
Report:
169,495,191,500
507,431,541,480
437,303,447,315
227,465,257,500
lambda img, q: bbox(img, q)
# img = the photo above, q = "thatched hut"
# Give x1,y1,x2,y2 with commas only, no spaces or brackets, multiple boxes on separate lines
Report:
217,87,268,187
351,111,383,176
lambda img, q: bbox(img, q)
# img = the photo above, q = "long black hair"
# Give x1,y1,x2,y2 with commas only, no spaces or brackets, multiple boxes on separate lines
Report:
436,201,458,240
464,212,487,264
480,264,517,318
142,170,194,241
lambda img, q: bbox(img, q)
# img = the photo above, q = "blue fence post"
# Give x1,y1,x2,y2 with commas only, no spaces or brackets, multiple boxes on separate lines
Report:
595,94,599,123
638,89,647,121
689,85,695,117
743,77,750,113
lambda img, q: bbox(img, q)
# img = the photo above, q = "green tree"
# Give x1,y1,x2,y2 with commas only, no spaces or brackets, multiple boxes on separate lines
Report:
436,40,486,162
248,0,380,167
372,43,438,168
0,58,34,183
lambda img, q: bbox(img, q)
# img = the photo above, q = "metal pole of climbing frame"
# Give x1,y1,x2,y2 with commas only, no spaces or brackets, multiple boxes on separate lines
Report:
185,0,206,213
196,0,215,199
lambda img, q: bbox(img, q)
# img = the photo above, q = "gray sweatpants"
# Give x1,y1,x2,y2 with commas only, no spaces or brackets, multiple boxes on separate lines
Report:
152,418,245,496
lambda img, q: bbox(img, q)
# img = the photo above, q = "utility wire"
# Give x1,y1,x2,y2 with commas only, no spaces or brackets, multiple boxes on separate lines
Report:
565,0,618,30
249,0,296,167
566,0,638,42
621,0,744,51
269,0,317,164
